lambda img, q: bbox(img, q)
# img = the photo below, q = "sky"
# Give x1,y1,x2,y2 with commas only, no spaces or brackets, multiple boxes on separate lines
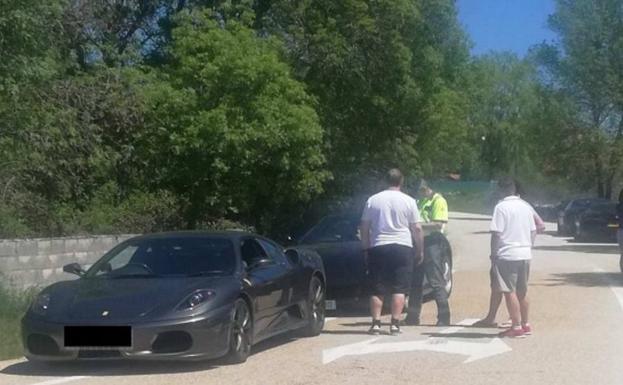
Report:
456,0,558,57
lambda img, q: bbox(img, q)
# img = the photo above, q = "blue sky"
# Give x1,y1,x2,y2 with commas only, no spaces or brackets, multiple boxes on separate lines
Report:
456,0,558,56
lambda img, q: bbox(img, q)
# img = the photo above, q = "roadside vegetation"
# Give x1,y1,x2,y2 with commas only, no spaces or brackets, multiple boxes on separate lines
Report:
1,0,622,241
0,283,35,360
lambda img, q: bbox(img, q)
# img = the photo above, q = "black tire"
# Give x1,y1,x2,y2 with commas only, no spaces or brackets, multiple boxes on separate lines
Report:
226,299,252,364
300,276,325,337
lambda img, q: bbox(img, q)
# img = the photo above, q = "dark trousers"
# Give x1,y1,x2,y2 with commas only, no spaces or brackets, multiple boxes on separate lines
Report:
406,234,451,324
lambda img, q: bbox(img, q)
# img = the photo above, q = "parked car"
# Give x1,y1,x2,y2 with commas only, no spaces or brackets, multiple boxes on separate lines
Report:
574,202,619,242
294,214,452,310
557,198,609,236
22,232,326,363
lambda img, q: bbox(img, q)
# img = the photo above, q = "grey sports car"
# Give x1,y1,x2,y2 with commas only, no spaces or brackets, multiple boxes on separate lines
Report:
22,231,326,363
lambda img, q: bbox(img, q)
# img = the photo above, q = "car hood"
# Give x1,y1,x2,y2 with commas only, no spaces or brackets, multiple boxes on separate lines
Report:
39,276,237,323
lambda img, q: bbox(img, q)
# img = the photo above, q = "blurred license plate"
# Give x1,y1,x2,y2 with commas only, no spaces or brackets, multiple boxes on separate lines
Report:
608,223,619,228
325,300,337,310
64,326,131,348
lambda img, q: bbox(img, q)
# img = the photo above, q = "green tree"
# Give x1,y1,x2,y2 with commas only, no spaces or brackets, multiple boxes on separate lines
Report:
140,10,328,234
266,0,471,196
535,0,623,198
467,53,540,178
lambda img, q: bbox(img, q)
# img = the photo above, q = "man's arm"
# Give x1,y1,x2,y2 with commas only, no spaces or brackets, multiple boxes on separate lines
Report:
360,221,371,250
410,222,424,265
490,231,501,259
360,221,371,271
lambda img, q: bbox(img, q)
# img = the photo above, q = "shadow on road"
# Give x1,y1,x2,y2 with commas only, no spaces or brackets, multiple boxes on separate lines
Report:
422,332,498,339
543,272,623,288
533,244,619,254
0,333,299,377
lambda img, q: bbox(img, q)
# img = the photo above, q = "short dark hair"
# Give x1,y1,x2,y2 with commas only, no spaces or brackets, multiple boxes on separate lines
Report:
497,176,516,197
386,168,404,187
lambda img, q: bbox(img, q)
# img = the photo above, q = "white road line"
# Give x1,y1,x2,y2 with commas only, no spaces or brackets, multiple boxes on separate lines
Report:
594,267,623,311
437,318,480,335
30,376,91,385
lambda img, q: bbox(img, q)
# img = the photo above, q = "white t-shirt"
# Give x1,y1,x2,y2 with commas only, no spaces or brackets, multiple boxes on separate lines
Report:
490,196,537,261
361,189,421,248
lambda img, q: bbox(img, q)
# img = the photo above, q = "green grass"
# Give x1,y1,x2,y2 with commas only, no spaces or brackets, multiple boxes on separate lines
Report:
0,283,35,360
429,180,495,216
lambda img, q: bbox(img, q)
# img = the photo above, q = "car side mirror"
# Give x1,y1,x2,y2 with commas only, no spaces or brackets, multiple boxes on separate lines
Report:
249,259,272,270
285,249,301,265
63,263,85,276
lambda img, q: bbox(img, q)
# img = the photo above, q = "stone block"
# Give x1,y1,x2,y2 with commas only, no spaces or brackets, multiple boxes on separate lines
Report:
77,238,94,252
50,239,65,255
37,240,52,255
64,238,78,252
16,240,38,257
0,241,17,257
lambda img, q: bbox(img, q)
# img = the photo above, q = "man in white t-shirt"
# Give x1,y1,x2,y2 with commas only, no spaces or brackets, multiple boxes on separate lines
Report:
490,177,536,338
360,169,424,335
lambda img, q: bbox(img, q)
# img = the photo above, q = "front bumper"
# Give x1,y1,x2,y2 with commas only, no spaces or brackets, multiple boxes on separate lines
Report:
22,304,233,361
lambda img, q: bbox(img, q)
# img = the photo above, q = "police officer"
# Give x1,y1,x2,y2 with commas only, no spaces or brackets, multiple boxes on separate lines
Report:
406,180,451,326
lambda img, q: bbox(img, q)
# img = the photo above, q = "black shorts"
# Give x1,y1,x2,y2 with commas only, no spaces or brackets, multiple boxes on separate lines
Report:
367,244,414,295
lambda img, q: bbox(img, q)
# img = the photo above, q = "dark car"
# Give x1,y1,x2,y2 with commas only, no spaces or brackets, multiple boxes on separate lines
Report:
574,202,619,242
22,232,326,363
295,214,452,310
557,198,609,236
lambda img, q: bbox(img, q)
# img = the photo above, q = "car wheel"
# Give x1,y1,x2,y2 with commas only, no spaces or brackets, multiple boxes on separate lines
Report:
226,299,252,364
301,276,325,337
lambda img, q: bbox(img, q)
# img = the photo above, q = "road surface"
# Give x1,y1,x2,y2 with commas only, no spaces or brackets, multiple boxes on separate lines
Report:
2,212,622,385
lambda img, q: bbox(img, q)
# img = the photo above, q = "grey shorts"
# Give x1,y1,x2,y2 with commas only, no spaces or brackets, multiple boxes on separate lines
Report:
492,259,530,294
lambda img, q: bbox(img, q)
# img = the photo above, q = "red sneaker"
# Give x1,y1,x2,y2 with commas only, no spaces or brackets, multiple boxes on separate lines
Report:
498,327,526,338
522,324,532,335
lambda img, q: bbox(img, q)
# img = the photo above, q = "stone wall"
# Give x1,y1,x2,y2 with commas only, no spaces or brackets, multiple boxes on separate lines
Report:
0,235,135,290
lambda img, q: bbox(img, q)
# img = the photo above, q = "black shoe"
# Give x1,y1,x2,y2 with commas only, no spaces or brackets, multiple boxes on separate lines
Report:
436,320,451,327
368,320,382,335
389,324,402,335
390,318,402,335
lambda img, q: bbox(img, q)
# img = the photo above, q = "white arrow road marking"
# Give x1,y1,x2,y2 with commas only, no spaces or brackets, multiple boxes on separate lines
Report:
322,336,511,364
322,318,511,364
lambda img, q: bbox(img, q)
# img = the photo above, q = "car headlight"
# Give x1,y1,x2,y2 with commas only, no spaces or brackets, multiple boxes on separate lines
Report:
31,293,50,315
177,290,216,311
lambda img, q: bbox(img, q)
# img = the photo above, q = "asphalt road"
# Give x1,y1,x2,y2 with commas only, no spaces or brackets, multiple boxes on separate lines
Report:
2,212,622,385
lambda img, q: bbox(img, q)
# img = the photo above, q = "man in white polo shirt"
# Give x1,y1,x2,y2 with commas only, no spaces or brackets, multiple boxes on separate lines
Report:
490,177,536,338
360,169,424,335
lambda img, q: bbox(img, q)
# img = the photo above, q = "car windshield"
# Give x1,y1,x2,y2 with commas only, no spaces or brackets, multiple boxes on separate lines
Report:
300,216,360,244
86,236,236,278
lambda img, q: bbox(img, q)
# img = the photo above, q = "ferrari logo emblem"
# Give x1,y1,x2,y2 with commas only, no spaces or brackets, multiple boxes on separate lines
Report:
102,310,109,316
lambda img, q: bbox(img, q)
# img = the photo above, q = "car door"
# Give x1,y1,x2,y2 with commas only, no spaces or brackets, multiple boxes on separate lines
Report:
240,237,290,338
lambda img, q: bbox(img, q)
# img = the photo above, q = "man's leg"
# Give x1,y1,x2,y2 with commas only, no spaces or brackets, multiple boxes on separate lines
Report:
485,290,503,321
474,263,503,327
503,291,521,327
406,263,425,325
391,294,405,320
496,260,525,337
370,295,384,320
424,239,451,326
518,291,529,326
